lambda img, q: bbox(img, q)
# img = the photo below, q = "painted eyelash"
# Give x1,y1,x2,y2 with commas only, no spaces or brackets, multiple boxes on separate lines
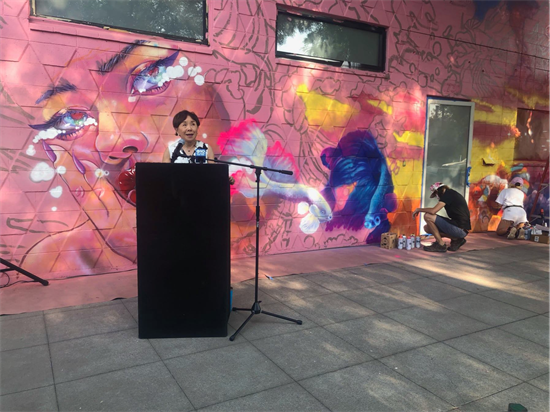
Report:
129,51,180,94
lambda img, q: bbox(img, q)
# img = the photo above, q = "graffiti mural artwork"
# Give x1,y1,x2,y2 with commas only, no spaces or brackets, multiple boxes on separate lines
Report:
0,0,548,280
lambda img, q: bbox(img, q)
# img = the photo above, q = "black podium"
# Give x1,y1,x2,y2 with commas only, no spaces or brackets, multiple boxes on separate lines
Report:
136,163,230,338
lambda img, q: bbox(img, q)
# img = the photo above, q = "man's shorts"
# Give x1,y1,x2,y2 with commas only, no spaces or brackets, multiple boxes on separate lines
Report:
502,207,528,226
434,216,468,239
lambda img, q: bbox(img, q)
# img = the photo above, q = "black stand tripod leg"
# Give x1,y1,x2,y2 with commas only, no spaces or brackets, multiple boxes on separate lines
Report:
229,312,255,341
0,258,49,286
262,310,302,324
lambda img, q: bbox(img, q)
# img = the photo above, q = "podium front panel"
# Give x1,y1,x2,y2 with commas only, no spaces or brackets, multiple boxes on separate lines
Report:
136,163,230,338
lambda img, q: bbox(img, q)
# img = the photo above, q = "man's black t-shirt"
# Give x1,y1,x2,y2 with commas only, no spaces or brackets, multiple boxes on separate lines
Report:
439,188,471,231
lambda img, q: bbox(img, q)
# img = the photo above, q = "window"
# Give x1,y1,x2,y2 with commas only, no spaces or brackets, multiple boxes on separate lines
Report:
276,9,386,72
33,0,207,43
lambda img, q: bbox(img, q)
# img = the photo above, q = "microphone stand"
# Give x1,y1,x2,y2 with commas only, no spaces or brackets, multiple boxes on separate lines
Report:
205,157,302,341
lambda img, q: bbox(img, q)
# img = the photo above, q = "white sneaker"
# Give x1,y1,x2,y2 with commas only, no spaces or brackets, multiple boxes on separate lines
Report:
507,227,518,239
517,228,525,240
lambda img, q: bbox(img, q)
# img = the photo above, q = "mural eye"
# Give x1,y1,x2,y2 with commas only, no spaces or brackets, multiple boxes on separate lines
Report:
129,51,180,96
30,108,97,142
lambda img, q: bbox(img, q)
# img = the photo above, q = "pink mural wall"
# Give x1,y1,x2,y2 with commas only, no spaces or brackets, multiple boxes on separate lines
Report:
0,0,548,280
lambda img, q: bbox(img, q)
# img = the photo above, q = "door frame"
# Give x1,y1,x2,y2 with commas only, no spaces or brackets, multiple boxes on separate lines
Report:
420,98,475,233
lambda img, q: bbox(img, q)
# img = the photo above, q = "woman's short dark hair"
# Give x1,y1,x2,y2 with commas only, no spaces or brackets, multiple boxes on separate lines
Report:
173,110,200,129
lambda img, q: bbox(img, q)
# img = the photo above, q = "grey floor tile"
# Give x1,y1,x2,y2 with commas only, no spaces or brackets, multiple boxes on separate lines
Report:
0,345,54,396
480,281,549,314
381,343,521,406
0,314,47,351
0,385,57,411
325,314,435,358
302,270,376,292
254,276,332,301
445,328,549,381
56,361,192,411
285,293,374,326
340,284,430,313
252,327,371,380
388,277,470,302
441,294,537,326
45,303,137,343
529,373,549,392
347,263,424,284
231,282,278,308
430,274,494,293
150,325,238,359
460,383,548,412
504,261,549,278
499,315,549,347
389,258,452,277
164,343,292,409
122,299,138,322
228,302,315,341
0,311,43,321
198,383,330,412
300,360,452,411
50,329,159,383
45,299,122,314
385,301,490,340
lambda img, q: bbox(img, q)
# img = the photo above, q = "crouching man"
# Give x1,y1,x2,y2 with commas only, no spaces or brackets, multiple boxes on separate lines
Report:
412,182,471,253
495,177,528,239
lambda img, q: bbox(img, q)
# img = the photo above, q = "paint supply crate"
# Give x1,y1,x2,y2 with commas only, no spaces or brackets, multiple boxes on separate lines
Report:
380,232,398,249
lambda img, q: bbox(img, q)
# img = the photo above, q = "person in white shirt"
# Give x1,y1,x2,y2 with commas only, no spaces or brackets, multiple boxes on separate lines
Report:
495,177,528,239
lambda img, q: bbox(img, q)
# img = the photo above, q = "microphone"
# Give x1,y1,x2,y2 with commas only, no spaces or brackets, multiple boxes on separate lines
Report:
171,140,184,163
193,146,207,164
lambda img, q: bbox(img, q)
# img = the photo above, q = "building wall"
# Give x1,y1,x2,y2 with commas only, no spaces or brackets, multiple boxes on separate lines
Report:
0,0,548,280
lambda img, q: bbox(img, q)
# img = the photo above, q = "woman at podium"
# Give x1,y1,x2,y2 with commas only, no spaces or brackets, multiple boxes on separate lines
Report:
162,110,214,163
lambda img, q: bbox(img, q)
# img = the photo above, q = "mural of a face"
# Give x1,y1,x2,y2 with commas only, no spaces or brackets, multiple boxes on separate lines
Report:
21,41,226,272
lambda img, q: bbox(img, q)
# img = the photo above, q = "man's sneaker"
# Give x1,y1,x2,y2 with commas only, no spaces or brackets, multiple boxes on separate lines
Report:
517,228,526,240
423,242,447,253
507,227,518,239
449,238,467,251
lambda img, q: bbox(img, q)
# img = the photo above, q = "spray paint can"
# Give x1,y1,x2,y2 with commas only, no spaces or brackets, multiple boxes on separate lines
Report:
406,235,412,250
397,235,404,249
415,236,421,248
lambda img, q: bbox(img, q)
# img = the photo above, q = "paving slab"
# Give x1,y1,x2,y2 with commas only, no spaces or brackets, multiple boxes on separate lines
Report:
346,264,424,284
340,284,431,313
381,343,521,406
529,373,549,392
231,281,278,308
479,280,549,314
50,329,159,383
285,293,375,326
56,361,193,412
440,294,537,326
252,327,371,380
445,328,549,381
45,303,137,342
459,383,549,412
429,273,494,293
253,276,332,301
149,325,239,359
0,313,47,351
0,345,53,396
198,383,330,412
164,343,292,409
0,385,57,411
302,270,377,292
388,277,470,302
384,301,490,340
299,360,452,411
228,302,315,341
325,314,435,358
499,315,549,347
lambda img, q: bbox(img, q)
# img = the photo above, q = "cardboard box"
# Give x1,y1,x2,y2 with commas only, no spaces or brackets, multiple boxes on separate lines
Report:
531,234,550,244
380,232,398,249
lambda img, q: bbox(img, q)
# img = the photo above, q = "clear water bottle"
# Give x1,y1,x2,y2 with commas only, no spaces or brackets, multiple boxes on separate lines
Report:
525,227,532,240
415,236,421,248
